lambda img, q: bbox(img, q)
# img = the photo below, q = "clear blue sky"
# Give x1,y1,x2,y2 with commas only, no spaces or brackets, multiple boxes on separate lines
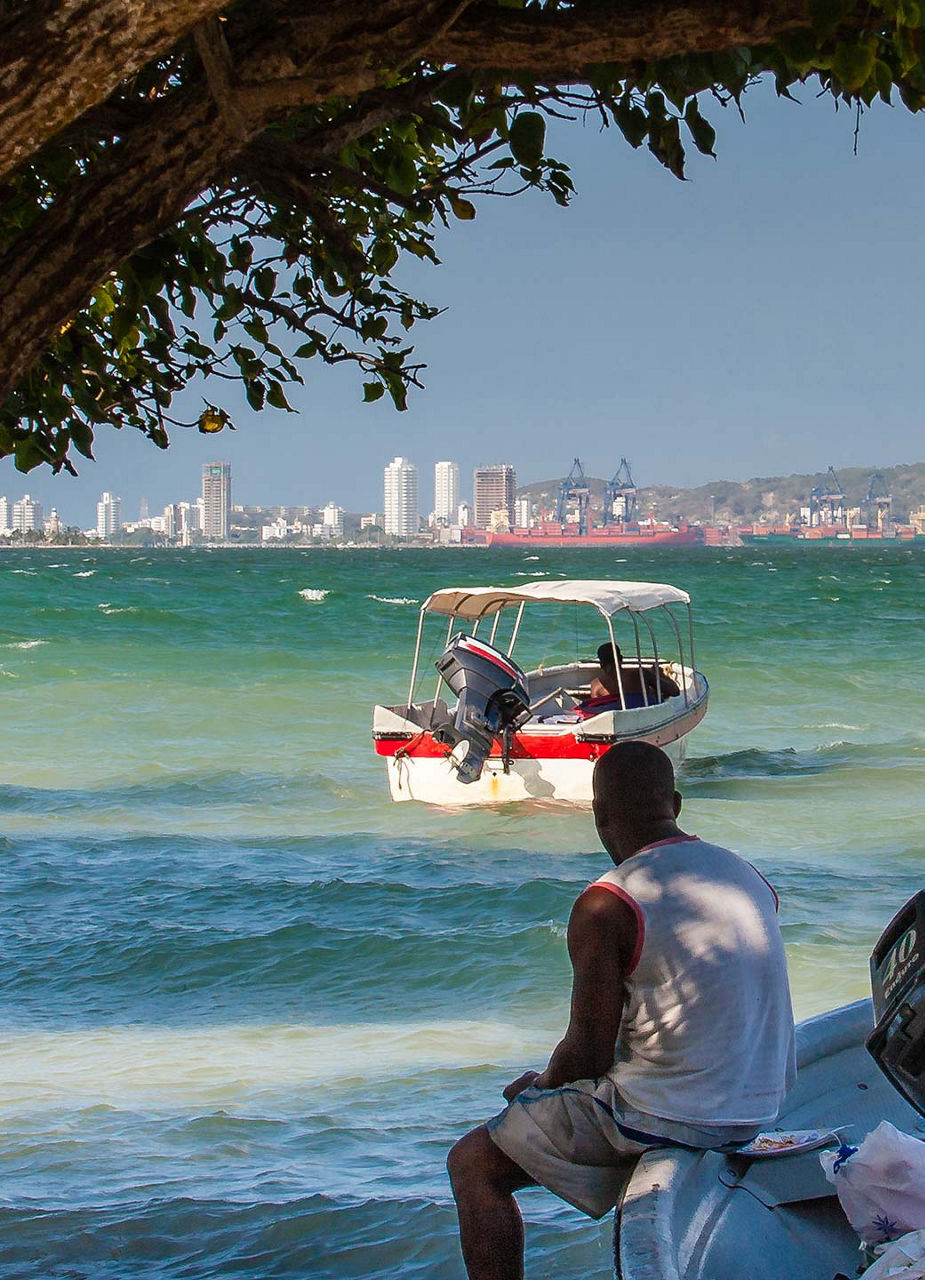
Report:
6,80,925,526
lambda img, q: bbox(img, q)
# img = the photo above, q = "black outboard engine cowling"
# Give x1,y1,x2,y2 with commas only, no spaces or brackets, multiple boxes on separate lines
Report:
434,634,531,784
867,891,925,1118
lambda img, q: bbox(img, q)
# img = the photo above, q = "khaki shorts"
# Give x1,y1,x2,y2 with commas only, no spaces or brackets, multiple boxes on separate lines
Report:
487,1078,755,1220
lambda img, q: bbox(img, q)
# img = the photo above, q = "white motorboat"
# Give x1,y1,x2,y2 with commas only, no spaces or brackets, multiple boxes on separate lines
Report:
616,893,925,1279
372,579,708,805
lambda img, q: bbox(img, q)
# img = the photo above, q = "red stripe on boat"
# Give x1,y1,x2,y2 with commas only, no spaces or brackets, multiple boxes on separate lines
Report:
375,733,605,760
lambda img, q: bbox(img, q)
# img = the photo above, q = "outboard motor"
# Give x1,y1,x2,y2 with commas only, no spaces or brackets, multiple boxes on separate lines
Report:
867,891,925,1117
434,634,531,784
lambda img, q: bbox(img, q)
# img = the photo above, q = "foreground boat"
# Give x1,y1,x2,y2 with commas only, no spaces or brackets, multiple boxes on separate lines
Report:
615,1001,916,1279
372,579,708,805
617,891,925,1280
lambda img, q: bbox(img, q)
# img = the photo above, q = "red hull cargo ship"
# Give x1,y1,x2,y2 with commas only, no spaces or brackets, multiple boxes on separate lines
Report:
477,521,703,548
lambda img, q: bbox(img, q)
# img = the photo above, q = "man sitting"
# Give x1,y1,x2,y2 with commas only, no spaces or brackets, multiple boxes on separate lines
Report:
447,742,795,1280
580,641,680,714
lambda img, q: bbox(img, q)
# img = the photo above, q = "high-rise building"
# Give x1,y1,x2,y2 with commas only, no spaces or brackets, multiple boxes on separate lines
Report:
12,494,43,533
96,491,123,540
383,456,419,537
434,461,460,524
0,497,10,531
473,464,516,530
201,461,231,540
44,508,62,538
515,496,533,529
321,502,344,539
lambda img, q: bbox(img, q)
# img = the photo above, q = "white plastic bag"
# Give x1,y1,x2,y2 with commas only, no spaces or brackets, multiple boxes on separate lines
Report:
821,1122,925,1246
862,1229,925,1279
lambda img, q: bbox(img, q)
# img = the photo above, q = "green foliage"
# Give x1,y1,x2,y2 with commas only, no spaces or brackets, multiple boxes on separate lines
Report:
3,0,925,470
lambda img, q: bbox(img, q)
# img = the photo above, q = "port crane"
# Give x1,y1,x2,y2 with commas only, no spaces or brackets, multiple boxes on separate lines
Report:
865,472,893,532
809,466,846,527
602,458,638,526
556,458,592,535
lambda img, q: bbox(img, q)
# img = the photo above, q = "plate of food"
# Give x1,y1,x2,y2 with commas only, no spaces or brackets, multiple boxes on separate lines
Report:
738,1129,840,1159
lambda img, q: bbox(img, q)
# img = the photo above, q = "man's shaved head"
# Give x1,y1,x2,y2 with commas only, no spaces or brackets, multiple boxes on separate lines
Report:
592,741,682,862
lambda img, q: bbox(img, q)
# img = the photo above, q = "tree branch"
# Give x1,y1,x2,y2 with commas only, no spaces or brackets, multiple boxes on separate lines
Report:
429,0,815,72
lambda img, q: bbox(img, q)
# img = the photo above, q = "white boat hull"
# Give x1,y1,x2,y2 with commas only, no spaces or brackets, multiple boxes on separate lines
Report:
383,733,690,805
615,1000,919,1280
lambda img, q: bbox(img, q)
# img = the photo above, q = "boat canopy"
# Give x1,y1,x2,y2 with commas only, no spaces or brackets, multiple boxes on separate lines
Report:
421,579,690,620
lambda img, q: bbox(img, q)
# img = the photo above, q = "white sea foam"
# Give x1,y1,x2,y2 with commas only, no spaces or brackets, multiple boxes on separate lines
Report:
808,722,864,731
0,1020,553,1112
513,572,545,578
523,555,539,561
0,640,48,649
298,588,328,602
368,594,416,605
73,570,96,577
97,603,137,615
10,569,36,575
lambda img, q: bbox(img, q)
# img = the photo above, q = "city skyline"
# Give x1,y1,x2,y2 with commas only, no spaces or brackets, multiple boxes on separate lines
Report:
3,451,925,539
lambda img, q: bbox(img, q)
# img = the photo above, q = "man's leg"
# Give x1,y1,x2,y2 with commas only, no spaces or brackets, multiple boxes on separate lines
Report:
447,1124,536,1280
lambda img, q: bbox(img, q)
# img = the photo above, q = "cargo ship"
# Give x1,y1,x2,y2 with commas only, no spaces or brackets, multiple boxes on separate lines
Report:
739,525,918,545
478,521,703,548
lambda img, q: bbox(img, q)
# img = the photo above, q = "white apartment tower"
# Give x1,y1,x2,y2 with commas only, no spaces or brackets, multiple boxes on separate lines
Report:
0,497,10,532
383,456,419,537
12,495,43,533
96,492,123,540
321,502,345,539
434,461,460,524
201,461,232,540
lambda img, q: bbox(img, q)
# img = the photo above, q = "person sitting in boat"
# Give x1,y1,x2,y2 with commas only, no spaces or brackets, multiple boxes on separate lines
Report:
578,641,680,715
447,741,795,1280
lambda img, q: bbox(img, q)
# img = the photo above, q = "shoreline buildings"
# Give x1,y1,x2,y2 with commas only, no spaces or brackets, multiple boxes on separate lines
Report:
383,456,419,537
473,463,516,531
96,492,123,541
434,461,460,525
201,461,231,541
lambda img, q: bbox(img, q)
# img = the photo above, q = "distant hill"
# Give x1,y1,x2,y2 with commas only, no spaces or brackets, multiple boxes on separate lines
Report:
518,462,925,524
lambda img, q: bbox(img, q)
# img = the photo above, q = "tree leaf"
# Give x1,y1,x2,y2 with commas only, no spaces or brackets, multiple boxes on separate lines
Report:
266,381,293,411
254,267,277,300
832,40,877,91
509,111,546,167
448,193,477,220
363,381,385,401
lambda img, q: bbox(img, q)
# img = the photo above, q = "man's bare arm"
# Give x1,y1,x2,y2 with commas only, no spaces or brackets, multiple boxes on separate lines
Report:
531,886,636,1090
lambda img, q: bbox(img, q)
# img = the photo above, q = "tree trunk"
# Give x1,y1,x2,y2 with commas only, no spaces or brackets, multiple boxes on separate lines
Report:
0,0,229,181
0,90,235,394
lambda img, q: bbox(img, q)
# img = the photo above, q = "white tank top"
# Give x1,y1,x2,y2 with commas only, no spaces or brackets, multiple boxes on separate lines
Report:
594,836,796,1127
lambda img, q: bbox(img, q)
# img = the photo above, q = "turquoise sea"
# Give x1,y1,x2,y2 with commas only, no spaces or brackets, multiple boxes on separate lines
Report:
0,544,922,1278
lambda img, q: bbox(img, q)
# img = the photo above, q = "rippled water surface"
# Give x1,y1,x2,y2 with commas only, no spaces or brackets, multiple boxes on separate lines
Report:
0,545,922,1278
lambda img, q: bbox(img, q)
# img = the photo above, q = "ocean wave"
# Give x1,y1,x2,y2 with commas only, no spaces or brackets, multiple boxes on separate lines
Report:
0,1019,554,1110
683,736,924,784
512,572,546,577
298,588,328,602
73,570,96,577
0,768,353,819
0,639,48,649
9,569,36,575
368,594,417,605
97,603,138,615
